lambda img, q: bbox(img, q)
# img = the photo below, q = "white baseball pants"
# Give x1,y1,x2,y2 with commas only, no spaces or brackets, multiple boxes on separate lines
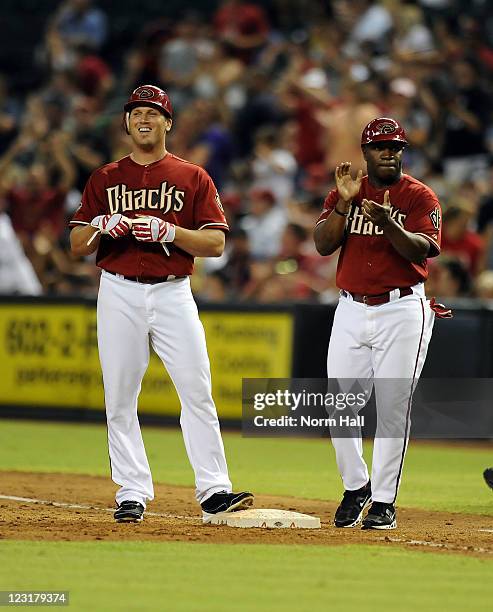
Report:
327,283,435,503
97,270,232,507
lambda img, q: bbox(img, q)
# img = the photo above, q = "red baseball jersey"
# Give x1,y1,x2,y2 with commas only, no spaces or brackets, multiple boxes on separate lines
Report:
316,174,442,294
70,154,228,276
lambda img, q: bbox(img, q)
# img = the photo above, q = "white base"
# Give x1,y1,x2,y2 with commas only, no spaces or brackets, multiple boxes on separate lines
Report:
207,508,321,529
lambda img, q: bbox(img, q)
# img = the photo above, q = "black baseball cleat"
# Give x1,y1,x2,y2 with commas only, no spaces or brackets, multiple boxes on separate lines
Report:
362,502,396,530
114,500,145,523
201,491,254,523
484,467,493,490
334,481,372,528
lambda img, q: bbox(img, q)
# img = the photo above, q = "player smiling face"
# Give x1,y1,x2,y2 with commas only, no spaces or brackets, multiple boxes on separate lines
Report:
128,106,171,150
362,141,405,186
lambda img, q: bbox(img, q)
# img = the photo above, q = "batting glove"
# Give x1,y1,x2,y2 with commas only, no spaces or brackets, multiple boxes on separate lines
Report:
90,214,132,238
132,216,176,243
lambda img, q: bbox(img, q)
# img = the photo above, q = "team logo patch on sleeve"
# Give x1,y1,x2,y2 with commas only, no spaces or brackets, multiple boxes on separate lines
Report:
215,192,224,212
429,207,441,230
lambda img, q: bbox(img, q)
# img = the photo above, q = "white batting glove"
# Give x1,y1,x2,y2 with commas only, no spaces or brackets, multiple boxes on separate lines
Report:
132,216,176,243
90,214,132,238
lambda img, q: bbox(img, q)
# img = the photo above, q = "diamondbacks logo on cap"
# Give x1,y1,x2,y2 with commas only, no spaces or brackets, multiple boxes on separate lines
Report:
137,88,154,99
379,123,396,135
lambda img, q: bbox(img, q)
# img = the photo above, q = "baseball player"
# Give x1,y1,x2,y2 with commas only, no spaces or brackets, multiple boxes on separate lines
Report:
314,117,449,530
69,85,253,523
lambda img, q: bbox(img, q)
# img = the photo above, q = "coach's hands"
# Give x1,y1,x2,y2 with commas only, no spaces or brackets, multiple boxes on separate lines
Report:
361,190,391,228
89,214,132,242
335,163,363,203
132,215,176,243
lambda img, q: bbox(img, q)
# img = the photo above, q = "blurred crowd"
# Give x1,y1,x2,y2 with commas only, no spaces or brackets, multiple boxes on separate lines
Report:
1,0,493,303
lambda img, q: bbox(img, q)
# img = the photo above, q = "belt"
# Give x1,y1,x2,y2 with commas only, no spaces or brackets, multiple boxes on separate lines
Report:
106,270,186,284
341,287,413,306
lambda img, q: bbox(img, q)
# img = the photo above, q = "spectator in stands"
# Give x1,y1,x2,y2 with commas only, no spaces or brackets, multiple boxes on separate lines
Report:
0,211,42,295
193,40,246,111
213,0,270,64
0,131,75,243
52,0,107,51
288,193,330,233
441,203,484,277
219,228,252,295
278,56,332,172
318,78,379,174
390,4,436,60
240,188,286,260
341,0,394,57
431,258,472,298
123,20,171,91
441,60,492,184
65,96,110,192
384,77,432,177
234,68,284,157
183,99,234,190
74,43,113,104
251,126,297,207
159,14,203,113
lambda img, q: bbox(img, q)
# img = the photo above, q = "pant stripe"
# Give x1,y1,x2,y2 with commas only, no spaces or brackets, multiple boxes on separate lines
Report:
392,298,426,503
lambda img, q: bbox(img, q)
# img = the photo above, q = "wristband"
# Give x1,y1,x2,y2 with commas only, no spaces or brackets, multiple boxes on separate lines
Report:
334,207,348,217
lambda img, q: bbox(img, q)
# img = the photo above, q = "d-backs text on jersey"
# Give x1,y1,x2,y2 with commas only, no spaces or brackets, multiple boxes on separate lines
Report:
106,182,185,214
347,202,406,236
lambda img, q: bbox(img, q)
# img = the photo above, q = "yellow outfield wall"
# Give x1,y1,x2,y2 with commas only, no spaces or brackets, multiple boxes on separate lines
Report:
0,302,293,419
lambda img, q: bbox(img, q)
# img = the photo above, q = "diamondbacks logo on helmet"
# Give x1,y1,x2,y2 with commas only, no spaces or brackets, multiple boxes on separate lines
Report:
136,87,154,100
380,123,396,135
124,85,173,118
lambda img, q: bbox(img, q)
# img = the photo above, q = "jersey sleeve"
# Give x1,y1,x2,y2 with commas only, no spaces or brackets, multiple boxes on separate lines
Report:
405,187,442,257
69,170,106,226
315,189,339,226
193,168,229,232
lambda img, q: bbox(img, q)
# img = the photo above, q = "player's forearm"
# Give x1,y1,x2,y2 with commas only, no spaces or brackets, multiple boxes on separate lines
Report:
70,225,100,257
173,227,225,257
314,199,350,256
382,220,430,263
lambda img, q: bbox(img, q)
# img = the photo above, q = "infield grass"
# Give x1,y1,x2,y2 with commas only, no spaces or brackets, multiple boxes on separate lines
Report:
1,540,491,612
0,419,492,515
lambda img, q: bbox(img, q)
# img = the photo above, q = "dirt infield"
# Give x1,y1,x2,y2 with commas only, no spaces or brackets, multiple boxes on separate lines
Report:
1,471,492,557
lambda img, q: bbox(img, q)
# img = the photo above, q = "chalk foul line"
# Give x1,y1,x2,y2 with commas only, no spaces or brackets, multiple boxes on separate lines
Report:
0,493,198,522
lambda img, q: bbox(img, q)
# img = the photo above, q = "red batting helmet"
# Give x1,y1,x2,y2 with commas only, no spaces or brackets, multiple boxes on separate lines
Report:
123,85,173,133
361,117,408,147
